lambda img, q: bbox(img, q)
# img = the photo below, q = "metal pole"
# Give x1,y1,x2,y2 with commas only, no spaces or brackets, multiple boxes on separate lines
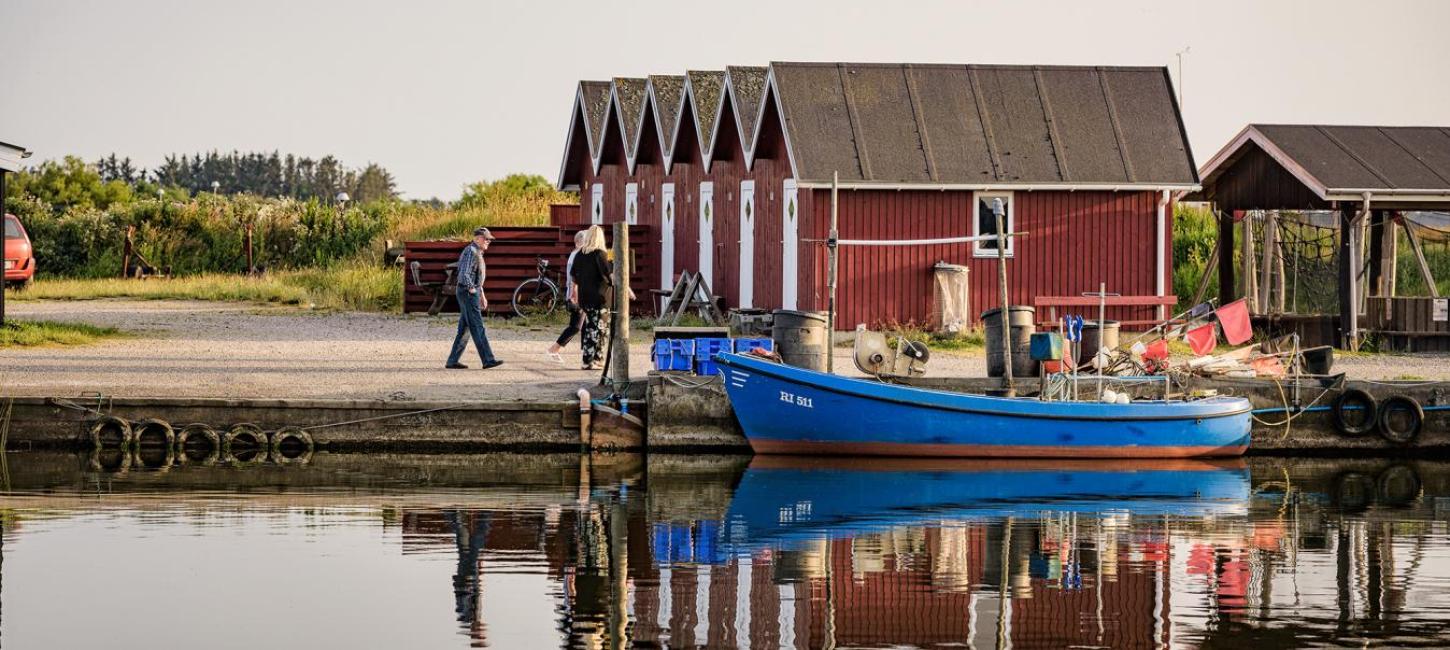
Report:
607,223,631,385
1098,281,1107,397
826,172,839,374
994,198,1013,394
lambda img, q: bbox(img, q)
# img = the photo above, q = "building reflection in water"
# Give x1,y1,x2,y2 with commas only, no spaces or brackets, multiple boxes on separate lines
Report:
374,459,1450,648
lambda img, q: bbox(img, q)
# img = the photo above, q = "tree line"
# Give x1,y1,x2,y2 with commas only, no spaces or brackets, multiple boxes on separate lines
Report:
94,151,397,203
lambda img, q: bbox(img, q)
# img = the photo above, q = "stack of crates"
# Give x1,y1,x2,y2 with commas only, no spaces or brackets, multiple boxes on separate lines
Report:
651,338,696,372
694,338,734,376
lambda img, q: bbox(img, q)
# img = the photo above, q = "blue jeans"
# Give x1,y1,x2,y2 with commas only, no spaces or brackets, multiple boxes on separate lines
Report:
447,290,497,365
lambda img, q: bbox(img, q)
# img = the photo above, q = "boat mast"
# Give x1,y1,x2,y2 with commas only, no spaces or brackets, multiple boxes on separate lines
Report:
827,171,840,373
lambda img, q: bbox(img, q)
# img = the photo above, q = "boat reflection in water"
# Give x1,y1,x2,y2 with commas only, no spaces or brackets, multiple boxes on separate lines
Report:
2,452,1449,648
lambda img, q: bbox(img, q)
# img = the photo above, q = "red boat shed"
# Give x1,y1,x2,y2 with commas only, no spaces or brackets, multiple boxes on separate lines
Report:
556,62,1198,330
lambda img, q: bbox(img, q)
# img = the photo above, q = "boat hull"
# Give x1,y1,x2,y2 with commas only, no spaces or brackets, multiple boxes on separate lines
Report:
715,353,1251,459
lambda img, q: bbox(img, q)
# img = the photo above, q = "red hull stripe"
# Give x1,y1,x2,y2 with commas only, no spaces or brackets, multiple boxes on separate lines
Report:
749,439,1248,459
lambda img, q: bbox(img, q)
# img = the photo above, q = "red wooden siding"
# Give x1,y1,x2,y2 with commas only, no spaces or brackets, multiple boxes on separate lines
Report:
800,189,1167,329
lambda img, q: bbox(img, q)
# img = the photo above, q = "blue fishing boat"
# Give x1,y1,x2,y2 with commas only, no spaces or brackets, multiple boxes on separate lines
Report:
724,457,1249,548
714,352,1252,458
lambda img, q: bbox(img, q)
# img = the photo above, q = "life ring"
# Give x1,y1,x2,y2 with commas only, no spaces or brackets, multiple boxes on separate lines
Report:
132,418,175,450
1376,464,1421,506
223,423,269,465
269,427,314,464
1377,396,1423,445
1331,389,1378,437
88,416,132,449
175,423,221,465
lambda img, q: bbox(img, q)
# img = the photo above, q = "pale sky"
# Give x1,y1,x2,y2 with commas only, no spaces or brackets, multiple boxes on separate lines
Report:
2,0,1448,200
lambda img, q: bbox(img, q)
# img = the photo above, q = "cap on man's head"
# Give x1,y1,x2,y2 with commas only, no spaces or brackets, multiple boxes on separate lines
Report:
473,227,495,240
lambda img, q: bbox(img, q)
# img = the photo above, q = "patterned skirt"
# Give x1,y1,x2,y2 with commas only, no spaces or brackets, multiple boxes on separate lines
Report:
581,307,609,367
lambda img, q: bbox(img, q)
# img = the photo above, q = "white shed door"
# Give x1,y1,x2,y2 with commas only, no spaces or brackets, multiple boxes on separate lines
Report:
625,182,638,225
739,180,755,308
590,184,603,225
698,182,713,291
660,183,675,296
781,179,798,310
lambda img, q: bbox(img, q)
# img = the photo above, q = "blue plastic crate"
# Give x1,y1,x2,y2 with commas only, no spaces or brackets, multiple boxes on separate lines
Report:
694,338,734,376
652,339,696,372
733,337,774,355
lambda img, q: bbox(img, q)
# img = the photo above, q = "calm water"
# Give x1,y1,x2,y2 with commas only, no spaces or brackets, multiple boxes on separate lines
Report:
0,451,1447,649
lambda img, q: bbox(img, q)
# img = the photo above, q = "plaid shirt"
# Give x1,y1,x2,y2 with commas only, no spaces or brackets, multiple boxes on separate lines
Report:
455,243,485,293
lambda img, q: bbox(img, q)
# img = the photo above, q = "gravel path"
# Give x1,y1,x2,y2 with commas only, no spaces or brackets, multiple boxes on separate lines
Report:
0,300,985,401
2,300,1445,401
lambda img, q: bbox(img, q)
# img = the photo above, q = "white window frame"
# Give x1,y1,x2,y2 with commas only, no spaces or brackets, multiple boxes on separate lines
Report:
972,191,1014,258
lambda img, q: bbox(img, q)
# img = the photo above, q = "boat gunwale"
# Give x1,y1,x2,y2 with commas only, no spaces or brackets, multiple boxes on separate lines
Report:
717,353,1253,423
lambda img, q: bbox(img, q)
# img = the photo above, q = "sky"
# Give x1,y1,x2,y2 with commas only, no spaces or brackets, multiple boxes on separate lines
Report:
2,0,1448,200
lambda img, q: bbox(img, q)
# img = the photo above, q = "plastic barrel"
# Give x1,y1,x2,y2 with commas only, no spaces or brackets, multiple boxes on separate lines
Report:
1079,320,1121,366
771,310,829,371
982,306,1038,378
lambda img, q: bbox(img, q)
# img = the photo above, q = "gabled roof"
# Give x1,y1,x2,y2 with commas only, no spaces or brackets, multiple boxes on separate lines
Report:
770,62,1197,187
0,140,30,173
1196,124,1450,201
648,75,687,165
686,70,726,164
579,81,613,161
611,77,648,168
726,66,769,160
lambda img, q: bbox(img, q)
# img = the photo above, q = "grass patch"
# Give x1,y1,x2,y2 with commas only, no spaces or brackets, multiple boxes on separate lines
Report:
884,325,986,353
0,319,126,347
10,261,401,312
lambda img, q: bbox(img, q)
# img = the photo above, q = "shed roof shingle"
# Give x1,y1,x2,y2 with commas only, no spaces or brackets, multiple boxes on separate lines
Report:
726,66,769,152
612,77,648,161
771,62,1197,186
648,75,686,159
579,81,613,160
686,70,726,158
1254,124,1450,191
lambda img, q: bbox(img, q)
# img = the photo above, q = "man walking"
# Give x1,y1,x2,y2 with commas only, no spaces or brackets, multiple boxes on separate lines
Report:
446,227,504,370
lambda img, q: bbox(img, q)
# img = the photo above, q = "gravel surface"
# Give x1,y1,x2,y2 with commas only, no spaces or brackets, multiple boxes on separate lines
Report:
2,300,1445,401
0,300,983,401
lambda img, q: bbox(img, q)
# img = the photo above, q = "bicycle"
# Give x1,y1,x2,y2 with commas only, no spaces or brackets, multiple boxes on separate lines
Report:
511,257,561,318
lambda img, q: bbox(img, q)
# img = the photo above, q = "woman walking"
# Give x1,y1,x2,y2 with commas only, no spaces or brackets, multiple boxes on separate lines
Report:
569,225,613,370
545,229,589,364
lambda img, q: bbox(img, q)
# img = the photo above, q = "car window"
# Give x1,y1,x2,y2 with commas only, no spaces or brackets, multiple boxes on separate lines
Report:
3,217,20,239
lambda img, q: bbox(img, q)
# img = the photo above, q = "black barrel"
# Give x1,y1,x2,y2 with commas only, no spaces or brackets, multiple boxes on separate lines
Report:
982,306,1037,378
1079,320,1121,366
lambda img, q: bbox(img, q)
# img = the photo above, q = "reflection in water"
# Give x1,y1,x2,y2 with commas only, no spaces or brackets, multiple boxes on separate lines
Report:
0,452,1447,648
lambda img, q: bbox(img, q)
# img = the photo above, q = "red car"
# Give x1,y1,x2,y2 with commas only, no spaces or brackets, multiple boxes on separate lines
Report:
4,213,35,289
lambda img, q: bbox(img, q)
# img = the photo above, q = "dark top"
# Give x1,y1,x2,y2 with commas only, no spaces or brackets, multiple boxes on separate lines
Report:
569,250,613,309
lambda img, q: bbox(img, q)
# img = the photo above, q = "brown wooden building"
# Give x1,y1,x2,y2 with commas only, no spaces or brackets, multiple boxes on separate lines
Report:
558,62,1199,329
1189,124,1450,349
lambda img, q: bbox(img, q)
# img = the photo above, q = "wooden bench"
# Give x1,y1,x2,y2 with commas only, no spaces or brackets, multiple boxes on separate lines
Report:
1033,295,1178,329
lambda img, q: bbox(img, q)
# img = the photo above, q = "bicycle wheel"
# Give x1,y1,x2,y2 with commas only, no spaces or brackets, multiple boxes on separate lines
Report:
512,278,559,318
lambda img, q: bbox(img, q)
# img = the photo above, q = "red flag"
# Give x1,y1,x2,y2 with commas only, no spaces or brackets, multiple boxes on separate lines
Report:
1216,298,1253,345
1143,339,1169,361
1186,323,1217,356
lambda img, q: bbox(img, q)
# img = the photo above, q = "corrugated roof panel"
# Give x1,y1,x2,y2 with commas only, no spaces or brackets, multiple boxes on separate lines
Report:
972,67,1061,183
773,63,863,181
1322,126,1446,189
1101,69,1196,184
841,64,932,182
1255,124,1383,190
1038,68,1129,183
906,65,996,182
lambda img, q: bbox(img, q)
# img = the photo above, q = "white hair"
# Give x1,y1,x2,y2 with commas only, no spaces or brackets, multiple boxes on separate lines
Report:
573,229,589,249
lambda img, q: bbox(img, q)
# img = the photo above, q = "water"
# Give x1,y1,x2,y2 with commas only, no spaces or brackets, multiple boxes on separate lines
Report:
0,451,1447,649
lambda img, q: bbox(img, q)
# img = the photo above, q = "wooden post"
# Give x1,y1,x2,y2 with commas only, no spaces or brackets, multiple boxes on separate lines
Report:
244,222,255,274
826,172,839,374
1217,207,1236,310
1241,211,1258,312
1259,211,1278,313
995,198,1014,394
1404,218,1440,298
1385,212,1400,299
1367,210,1386,297
1338,204,1358,349
607,223,631,385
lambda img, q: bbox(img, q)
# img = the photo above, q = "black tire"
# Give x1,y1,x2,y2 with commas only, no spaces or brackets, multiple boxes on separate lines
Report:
89,416,132,449
1332,389,1378,437
1377,396,1423,445
270,426,315,464
511,278,558,318
1376,464,1421,506
1333,472,1375,511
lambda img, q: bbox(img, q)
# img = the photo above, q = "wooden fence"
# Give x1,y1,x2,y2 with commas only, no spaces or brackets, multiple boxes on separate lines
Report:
1366,296,1450,352
402,225,655,316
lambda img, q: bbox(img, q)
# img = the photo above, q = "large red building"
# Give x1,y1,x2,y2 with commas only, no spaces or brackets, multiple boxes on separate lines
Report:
557,62,1198,329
